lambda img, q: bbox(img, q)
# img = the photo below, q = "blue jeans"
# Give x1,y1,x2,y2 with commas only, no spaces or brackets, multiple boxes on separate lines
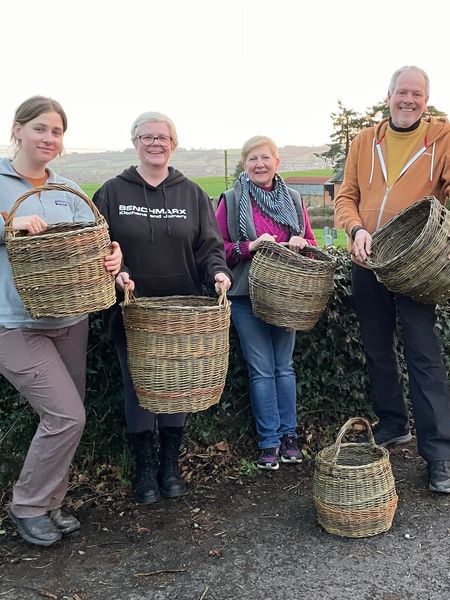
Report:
231,296,298,448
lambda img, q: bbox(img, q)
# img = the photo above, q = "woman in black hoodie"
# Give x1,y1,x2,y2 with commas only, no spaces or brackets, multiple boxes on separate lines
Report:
93,112,231,504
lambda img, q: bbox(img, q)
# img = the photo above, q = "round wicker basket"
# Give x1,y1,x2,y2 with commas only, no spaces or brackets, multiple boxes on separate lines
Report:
4,183,116,318
121,287,231,414
313,417,398,538
366,196,450,304
249,241,336,331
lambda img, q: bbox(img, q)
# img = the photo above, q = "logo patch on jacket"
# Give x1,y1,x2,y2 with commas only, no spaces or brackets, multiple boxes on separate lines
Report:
55,200,68,206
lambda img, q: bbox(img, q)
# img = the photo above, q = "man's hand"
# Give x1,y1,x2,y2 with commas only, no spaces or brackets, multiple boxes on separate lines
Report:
352,229,372,263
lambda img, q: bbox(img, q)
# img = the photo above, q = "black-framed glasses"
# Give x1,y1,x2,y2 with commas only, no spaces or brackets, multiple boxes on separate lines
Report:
136,134,172,147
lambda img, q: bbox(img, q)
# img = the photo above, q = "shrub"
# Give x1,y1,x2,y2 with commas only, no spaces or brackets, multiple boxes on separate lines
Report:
1,250,449,488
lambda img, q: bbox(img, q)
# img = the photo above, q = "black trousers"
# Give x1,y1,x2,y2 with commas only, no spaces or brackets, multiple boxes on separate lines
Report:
352,263,450,462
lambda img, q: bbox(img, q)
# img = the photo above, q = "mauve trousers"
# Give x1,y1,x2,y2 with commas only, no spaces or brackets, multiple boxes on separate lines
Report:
0,319,88,518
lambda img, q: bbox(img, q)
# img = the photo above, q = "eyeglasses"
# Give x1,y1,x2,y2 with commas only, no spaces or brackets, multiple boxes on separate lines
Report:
136,134,172,147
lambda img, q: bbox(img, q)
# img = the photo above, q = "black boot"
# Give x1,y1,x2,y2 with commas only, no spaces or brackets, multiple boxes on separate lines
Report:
129,430,161,504
158,427,186,498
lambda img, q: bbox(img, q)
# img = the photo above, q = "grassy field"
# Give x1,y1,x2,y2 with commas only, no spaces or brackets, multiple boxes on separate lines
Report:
81,169,334,200
313,228,347,248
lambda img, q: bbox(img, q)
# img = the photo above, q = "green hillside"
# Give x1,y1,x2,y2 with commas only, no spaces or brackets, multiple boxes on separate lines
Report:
82,169,333,199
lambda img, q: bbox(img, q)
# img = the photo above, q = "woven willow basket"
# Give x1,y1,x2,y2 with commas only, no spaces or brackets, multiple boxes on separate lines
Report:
366,196,450,304
4,183,116,318
249,241,336,331
314,417,398,538
121,287,231,413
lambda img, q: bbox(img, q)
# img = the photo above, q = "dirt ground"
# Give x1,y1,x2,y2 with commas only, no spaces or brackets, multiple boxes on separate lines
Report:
1,438,450,600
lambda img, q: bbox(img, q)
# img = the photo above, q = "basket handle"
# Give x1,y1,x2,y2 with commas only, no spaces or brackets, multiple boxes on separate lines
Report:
4,183,104,230
330,417,375,465
217,283,229,308
123,282,137,306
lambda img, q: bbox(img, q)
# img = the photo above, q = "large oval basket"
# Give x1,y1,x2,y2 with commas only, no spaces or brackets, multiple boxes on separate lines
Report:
4,183,116,318
313,417,398,538
121,288,231,413
366,196,450,304
249,241,336,331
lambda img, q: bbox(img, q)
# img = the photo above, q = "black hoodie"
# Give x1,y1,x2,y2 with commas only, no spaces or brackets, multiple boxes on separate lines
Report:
93,165,231,340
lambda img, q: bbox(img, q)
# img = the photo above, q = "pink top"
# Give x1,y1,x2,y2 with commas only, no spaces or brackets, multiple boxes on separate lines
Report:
215,195,317,267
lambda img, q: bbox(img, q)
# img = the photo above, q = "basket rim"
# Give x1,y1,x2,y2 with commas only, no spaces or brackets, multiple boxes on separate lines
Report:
367,196,439,270
121,294,229,312
5,219,107,242
315,441,390,469
256,240,336,265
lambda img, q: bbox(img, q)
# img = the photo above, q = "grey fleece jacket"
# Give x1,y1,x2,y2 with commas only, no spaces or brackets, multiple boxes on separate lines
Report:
0,158,95,328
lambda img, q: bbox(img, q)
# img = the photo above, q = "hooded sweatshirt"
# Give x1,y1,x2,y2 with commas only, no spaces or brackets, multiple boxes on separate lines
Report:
0,158,94,329
93,166,231,340
335,116,450,244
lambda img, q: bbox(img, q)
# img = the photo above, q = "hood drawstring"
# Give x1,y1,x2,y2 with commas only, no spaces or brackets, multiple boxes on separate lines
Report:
162,187,171,236
369,136,376,188
142,184,154,244
429,142,435,186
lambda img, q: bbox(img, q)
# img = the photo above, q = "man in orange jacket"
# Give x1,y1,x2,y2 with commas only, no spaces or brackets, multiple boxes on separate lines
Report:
335,65,450,493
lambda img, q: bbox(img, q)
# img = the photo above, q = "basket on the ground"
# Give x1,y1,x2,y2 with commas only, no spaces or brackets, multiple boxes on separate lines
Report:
121,287,231,413
313,417,398,538
249,241,336,331
4,183,116,318
366,196,450,304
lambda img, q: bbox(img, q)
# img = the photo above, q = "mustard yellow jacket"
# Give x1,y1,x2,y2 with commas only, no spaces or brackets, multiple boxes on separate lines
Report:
335,116,450,242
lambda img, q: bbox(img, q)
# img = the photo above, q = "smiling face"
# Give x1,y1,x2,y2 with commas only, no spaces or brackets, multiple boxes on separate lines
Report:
244,144,280,188
134,121,173,171
388,69,428,128
13,111,64,166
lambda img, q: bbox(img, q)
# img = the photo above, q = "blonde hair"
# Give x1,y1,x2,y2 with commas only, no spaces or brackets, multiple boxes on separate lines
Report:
130,111,178,150
241,135,278,163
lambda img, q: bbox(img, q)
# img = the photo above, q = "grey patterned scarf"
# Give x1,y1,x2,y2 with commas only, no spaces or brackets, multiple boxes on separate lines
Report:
238,171,300,239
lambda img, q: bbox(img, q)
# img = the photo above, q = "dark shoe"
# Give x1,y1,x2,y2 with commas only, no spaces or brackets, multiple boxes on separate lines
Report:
256,447,279,470
9,511,61,547
280,434,302,464
159,427,186,498
428,460,450,493
49,508,80,535
130,430,161,504
361,424,412,447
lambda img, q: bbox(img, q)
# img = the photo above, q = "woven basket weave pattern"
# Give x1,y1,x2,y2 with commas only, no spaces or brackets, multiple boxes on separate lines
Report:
122,293,230,414
249,241,336,331
367,196,450,304
313,417,398,538
4,184,116,318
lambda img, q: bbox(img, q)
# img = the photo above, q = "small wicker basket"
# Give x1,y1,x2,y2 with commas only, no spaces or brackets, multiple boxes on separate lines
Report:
249,241,336,331
313,417,398,538
121,287,231,414
4,183,116,318
366,196,450,304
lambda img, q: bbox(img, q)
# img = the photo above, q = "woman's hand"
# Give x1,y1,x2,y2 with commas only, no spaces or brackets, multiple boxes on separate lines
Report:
104,241,122,276
12,215,48,235
288,235,308,253
115,271,135,292
214,272,231,294
249,233,277,252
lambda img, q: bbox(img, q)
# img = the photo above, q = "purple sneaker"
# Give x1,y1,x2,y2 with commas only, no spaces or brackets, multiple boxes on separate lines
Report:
256,447,279,470
280,434,302,463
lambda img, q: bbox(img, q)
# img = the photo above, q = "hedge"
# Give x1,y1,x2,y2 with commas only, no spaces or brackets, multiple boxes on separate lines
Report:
1,249,449,488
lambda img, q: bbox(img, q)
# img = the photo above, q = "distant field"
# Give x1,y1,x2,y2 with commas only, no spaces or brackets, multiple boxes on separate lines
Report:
81,169,333,199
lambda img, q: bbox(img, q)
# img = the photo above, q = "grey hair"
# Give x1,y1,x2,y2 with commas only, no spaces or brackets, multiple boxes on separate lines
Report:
130,111,178,149
388,66,430,99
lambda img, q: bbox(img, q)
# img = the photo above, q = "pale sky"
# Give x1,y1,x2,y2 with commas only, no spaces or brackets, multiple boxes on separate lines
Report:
2,0,450,152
